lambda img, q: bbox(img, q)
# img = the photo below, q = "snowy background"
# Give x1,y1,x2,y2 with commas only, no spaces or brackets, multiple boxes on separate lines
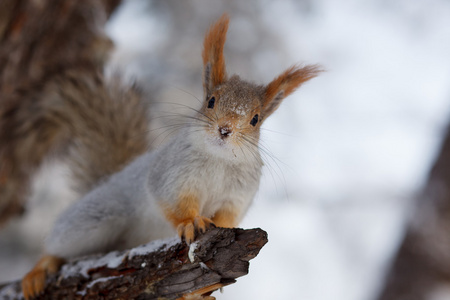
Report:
1,1,450,299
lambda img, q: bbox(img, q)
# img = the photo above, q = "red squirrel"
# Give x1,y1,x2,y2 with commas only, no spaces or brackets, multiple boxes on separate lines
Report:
22,14,320,299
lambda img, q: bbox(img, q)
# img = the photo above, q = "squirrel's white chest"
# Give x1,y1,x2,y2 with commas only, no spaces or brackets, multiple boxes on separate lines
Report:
147,138,262,220
183,155,260,217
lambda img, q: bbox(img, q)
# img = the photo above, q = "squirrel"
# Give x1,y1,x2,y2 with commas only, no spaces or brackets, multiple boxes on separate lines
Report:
21,14,320,299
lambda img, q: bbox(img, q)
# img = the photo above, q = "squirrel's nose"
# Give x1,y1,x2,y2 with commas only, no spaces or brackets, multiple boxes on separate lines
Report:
218,126,232,139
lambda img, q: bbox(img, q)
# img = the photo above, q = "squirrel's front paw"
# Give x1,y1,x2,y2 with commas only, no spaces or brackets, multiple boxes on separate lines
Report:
21,255,64,300
177,216,214,244
22,268,47,300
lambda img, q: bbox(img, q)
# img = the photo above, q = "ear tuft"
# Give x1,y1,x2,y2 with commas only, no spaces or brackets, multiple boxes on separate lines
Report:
263,64,322,117
202,14,229,96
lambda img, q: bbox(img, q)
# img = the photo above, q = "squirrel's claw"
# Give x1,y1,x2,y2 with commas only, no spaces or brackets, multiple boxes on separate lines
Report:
194,215,214,233
21,255,64,300
177,216,214,244
22,268,46,300
178,221,195,244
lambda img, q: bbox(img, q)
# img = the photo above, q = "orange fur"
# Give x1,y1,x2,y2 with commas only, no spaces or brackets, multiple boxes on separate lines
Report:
202,14,229,90
213,207,238,228
178,282,224,300
163,193,200,223
264,64,322,116
22,255,65,300
161,194,214,244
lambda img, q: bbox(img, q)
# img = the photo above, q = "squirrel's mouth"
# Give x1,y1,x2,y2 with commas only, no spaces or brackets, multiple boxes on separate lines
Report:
203,126,235,151
201,123,242,159
204,124,234,145
207,133,229,147
200,126,251,162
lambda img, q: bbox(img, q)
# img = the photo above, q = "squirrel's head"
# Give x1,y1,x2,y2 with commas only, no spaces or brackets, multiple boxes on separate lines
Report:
197,14,321,160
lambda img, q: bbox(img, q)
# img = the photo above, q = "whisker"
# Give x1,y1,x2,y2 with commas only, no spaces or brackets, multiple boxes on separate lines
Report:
127,105,213,144
260,127,299,138
237,134,263,164
152,122,210,149
238,138,263,166
240,134,288,199
153,113,212,127
245,135,290,169
153,101,216,123
165,85,203,105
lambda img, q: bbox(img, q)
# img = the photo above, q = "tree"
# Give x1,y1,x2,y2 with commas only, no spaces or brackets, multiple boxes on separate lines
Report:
377,125,450,300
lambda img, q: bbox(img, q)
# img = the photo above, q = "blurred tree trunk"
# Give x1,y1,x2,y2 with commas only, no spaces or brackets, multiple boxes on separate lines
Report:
377,126,450,300
0,0,121,225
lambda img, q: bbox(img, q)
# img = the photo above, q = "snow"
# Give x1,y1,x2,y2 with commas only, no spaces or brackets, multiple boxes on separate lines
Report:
60,236,179,279
188,241,199,263
233,104,249,116
128,236,179,258
199,262,209,270
86,275,123,289
61,251,126,278
0,284,16,299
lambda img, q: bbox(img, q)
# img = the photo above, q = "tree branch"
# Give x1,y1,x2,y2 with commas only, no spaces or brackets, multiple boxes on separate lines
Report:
0,227,268,300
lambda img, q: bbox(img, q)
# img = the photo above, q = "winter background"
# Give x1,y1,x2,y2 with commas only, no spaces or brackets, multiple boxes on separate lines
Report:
1,0,450,299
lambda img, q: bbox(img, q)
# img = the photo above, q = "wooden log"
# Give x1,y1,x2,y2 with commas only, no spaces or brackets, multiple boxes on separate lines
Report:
0,227,268,300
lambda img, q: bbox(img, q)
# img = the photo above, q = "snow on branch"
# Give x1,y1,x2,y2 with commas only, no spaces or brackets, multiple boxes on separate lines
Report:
0,227,268,300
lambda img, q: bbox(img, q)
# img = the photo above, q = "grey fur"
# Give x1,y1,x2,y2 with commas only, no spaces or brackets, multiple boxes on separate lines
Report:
46,123,262,258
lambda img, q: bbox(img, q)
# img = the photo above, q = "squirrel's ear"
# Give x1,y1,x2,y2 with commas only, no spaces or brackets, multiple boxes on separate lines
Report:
202,14,229,97
262,65,321,118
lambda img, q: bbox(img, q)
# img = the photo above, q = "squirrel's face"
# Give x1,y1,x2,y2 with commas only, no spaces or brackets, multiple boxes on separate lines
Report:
197,14,320,160
197,76,263,160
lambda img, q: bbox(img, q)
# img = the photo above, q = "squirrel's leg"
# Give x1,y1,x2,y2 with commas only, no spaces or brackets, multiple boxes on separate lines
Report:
21,255,65,300
161,193,214,244
212,206,238,228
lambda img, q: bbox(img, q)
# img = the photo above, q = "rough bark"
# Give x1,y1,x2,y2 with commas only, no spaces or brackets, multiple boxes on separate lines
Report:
0,227,268,300
0,0,121,225
377,126,450,300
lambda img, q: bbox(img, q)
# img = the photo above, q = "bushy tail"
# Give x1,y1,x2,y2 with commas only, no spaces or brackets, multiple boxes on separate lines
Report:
57,70,151,193
0,68,151,219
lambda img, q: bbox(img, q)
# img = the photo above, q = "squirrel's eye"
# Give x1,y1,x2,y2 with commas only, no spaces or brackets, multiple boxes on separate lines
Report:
250,114,259,126
207,97,215,109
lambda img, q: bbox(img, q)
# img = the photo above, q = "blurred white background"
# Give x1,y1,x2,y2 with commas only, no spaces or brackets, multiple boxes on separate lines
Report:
1,1,450,299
